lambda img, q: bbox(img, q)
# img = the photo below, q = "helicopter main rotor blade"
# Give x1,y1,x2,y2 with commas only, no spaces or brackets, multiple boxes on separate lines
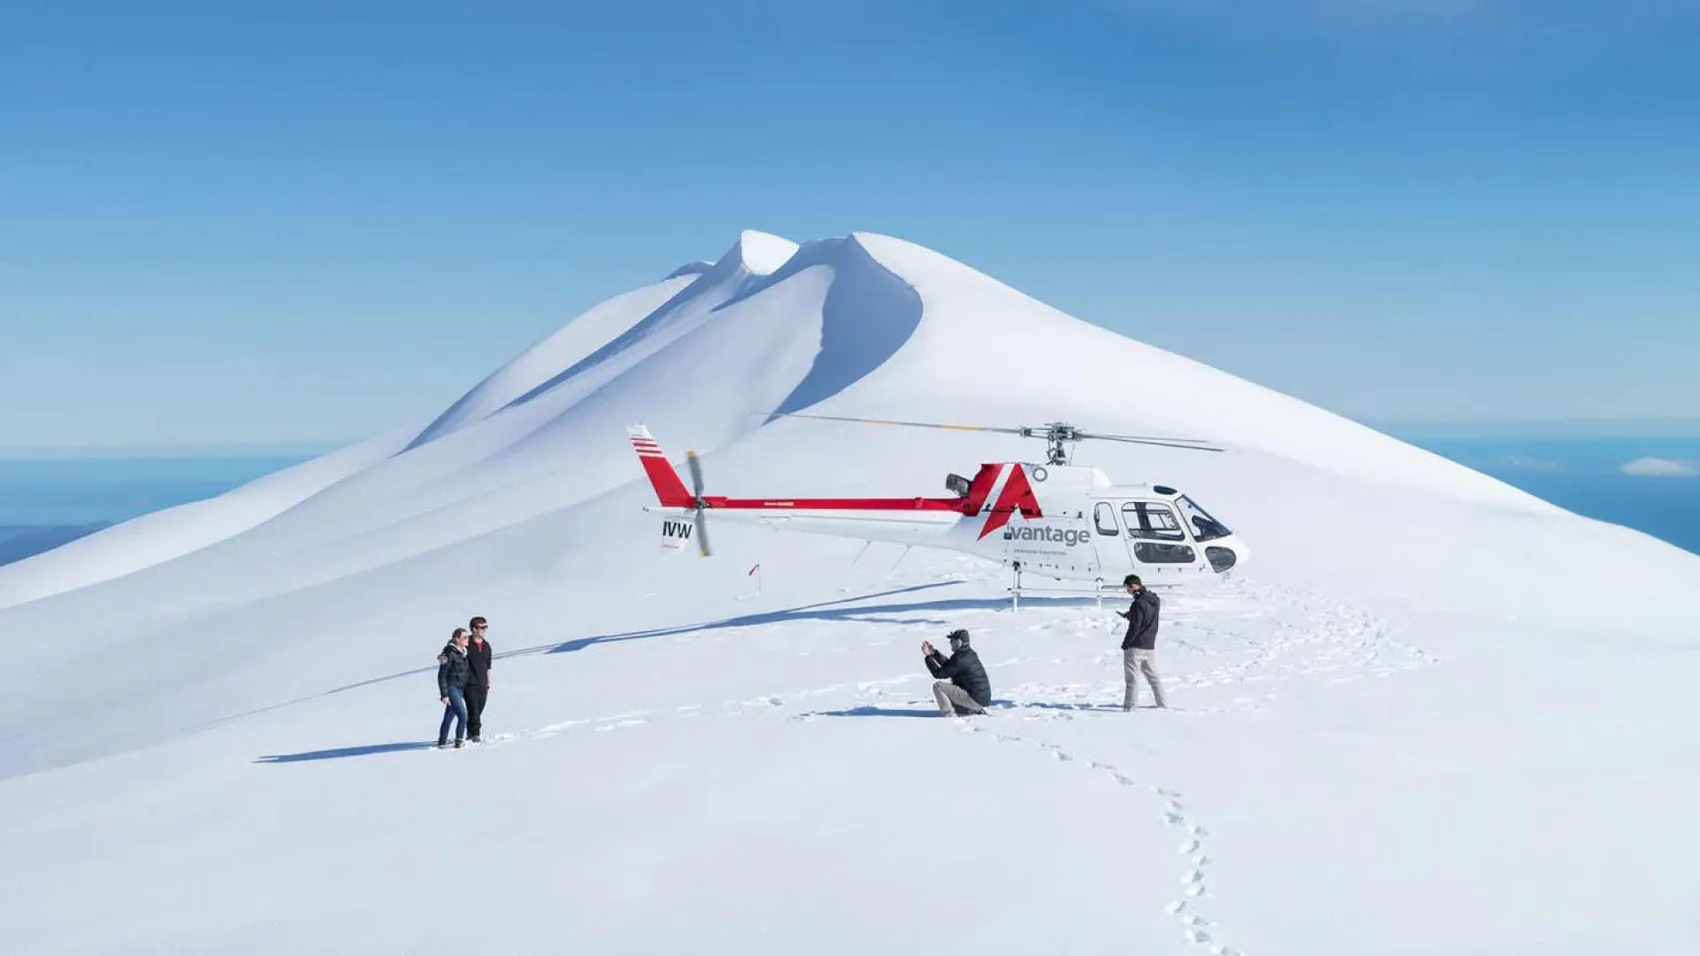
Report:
1074,430,1219,445
1076,433,1225,452
771,411,1224,452
769,412,1027,436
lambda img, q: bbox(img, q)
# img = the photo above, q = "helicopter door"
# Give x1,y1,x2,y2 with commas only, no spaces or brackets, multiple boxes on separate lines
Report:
1091,500,1135,574
1121,501,1203,574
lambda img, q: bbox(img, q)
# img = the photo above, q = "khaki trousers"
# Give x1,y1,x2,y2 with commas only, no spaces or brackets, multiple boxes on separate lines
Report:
933,680,985,716
1123,648,1166,709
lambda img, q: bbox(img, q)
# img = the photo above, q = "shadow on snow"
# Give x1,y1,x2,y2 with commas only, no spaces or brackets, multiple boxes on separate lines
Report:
214,582,1106,751
255,741,435,763
803,697,1125,720
536,588,1103,655
806,705,941,719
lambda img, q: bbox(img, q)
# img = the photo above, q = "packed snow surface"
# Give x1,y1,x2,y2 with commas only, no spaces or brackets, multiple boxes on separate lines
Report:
3,231,1697,956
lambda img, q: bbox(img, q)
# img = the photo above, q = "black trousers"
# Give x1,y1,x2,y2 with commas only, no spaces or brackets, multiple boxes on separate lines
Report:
464,683,489,738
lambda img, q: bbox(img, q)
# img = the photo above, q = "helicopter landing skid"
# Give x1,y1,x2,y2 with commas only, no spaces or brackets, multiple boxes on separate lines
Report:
1005,564,1120,610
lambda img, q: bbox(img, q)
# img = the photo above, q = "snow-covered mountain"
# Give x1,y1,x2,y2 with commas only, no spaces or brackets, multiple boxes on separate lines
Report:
4,231,1696,955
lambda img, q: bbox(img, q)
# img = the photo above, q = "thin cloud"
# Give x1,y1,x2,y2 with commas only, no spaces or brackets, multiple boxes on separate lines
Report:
1620,457,1699,478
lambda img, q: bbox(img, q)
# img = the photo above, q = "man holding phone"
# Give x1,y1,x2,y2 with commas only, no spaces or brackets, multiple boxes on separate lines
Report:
1118,574,1166,710
923,629,991,716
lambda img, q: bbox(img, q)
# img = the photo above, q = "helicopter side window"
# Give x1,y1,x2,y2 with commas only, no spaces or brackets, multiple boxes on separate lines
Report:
1093,502,1120,536
1122,502,1187,542
1134,542,1197,564
1177,495,1231,542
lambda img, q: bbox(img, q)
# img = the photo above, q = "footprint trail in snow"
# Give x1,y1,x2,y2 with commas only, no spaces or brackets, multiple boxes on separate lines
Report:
400,572,1430,956
958,720,1245,955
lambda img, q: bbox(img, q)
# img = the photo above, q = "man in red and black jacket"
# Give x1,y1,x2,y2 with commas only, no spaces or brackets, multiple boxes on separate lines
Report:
463,616,494,741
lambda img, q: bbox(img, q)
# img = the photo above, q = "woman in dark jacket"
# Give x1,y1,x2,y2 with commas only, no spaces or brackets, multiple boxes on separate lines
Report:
437,628,473,748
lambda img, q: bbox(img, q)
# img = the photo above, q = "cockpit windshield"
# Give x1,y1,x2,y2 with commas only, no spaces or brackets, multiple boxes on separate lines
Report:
1177,495,1231,542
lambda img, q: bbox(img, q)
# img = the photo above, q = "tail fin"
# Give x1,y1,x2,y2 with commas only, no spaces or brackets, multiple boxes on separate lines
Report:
627,426,694,508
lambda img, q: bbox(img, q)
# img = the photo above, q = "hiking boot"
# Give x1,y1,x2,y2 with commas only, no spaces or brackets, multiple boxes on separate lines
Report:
454,738,464,749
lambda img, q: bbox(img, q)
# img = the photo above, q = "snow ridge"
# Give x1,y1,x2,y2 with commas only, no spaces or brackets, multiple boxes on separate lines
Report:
405,275,697,450
497,230,799,413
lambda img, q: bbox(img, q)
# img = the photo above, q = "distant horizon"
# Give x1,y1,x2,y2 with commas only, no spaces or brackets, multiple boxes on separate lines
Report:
1365,416,1700,440
0,441,346,460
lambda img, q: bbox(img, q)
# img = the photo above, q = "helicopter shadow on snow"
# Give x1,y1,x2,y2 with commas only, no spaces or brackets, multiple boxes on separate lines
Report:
526,586,1105,656
259,581,1012,711
236,582,1106,758
249,587,1113,763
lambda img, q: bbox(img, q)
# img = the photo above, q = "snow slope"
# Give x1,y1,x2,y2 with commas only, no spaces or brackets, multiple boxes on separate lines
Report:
2,231,1697,956
0,426,416,610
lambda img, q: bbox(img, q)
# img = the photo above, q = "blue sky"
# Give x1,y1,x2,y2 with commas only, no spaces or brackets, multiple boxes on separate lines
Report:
3,0,1697,449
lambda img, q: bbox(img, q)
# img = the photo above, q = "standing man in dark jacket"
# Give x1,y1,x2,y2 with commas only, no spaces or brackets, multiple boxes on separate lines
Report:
437,628,473,748
463,616,493,742
924,629,991,716
1118,574,1166,710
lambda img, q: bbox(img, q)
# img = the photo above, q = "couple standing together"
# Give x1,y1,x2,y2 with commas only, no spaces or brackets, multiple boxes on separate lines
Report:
436,616,493,749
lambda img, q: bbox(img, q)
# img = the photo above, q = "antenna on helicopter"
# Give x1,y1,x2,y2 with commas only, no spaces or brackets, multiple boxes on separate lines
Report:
768,413,1223,465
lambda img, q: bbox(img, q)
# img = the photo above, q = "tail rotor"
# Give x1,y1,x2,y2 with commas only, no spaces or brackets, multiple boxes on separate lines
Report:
685,450,712,557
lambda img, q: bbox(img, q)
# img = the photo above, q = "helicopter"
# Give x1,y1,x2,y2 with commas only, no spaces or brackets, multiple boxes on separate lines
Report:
627,413,1249,603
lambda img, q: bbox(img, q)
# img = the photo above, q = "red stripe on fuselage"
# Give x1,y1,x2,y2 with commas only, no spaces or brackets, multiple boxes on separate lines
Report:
639,457,1044,524
698,496,968,512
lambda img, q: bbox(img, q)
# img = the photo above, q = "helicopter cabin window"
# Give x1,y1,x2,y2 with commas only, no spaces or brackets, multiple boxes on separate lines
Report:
1093,502,1120,536
1134,542,1197,564
1177,495,1231,542
1121,502,1186,542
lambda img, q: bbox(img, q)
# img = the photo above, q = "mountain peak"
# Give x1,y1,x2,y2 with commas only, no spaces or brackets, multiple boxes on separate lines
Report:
728,229,798,276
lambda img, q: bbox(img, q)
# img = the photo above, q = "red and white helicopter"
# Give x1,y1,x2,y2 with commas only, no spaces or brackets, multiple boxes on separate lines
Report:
627,413,1249,602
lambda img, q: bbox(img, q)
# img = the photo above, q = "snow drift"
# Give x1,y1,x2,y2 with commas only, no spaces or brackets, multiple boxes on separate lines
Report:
2,230,1697,956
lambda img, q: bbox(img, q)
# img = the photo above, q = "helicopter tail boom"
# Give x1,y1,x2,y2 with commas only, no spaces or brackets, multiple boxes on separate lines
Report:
627,425,984,516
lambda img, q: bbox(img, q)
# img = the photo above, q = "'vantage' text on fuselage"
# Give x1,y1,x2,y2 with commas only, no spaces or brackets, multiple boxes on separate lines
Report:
1003,525,1090,547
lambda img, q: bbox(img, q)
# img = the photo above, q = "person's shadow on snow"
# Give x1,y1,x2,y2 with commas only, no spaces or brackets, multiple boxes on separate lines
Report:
255,742,435,763
805,705,942,719
803,699,1123,720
